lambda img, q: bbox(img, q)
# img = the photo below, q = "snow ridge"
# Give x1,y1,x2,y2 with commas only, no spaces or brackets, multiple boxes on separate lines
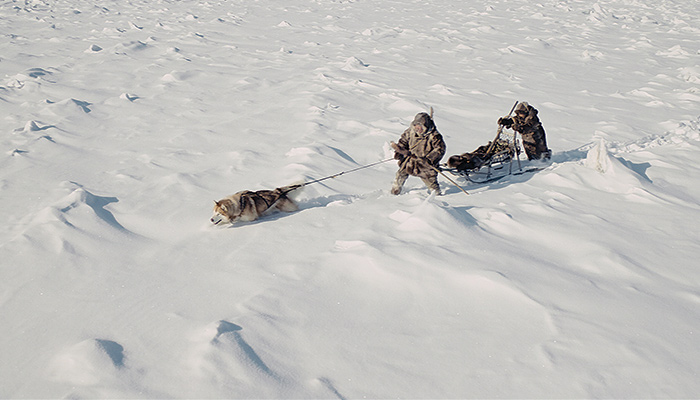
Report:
1,0,700,398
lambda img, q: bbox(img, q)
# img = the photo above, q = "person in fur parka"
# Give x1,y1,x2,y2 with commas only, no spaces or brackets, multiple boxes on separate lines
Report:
390,110,446,195
498,101,551,160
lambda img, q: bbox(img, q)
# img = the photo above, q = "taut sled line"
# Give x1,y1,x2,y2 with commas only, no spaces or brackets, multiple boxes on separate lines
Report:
278,156,470,197
283,158,395,194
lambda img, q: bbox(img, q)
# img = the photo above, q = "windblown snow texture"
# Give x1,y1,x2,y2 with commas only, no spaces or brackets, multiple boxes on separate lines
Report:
1,0,699,398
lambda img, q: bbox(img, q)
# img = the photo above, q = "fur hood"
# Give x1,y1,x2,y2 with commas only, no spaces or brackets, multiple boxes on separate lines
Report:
411,112,435,135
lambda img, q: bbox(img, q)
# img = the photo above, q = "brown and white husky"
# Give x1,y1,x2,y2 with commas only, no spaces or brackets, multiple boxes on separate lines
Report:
211,184,302,225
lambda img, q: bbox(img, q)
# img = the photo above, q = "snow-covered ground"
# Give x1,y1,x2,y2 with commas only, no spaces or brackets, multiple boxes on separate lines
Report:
1,0,699,397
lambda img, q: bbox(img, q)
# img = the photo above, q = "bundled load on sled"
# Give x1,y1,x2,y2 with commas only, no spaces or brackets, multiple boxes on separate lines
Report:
442,101,552,184
443,130,521,183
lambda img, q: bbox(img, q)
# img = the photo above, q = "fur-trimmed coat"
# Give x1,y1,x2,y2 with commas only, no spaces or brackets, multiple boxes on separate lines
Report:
500,104,541,136
393,113,446,177
499,104,550,160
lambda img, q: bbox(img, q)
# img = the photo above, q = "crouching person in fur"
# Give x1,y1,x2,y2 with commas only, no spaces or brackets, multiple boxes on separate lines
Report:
390,110,446,195
498,101,551,161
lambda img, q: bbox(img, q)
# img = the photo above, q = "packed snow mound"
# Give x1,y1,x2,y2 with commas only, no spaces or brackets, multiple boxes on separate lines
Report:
48,339,126,383
582,138,653,191
585,138,613,173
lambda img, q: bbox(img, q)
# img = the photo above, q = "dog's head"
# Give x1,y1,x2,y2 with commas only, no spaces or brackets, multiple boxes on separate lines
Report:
211,198,238,225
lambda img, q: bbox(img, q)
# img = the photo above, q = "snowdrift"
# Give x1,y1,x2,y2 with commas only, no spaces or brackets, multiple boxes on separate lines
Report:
2,0,699,398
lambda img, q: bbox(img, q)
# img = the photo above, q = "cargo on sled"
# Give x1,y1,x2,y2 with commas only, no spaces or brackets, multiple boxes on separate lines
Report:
441,101,551,184
442,131,525,184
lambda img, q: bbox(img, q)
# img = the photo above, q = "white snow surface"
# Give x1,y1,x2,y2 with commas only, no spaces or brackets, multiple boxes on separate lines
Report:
1,0,700,398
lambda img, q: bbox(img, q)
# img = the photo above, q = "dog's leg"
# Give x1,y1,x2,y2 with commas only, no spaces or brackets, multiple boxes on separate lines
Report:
276,198,299,212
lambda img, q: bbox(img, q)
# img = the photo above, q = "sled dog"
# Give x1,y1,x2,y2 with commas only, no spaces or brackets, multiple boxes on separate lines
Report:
211,184,301,225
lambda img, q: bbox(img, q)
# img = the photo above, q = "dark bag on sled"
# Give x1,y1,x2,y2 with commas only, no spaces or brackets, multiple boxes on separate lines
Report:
447,139,513,171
